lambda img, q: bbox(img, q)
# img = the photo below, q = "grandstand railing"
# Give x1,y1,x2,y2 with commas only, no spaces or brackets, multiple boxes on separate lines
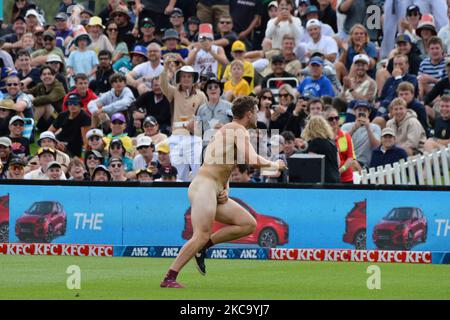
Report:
356,144,450,186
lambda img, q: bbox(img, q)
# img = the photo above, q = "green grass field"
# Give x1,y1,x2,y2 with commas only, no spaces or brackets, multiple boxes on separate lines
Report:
1,256,449,300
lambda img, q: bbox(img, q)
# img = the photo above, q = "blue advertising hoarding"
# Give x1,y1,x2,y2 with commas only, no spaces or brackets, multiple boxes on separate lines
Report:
1,183,449,252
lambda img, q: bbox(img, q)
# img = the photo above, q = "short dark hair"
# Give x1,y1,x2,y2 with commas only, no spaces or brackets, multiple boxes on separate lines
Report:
40,65,55,76
109,73,126,83
74,73,88,82
98,50,112,59
281,131,295,142
236,164,250,174
232,96,258,119
16,49,31,59
307,98,324,112
427,36,443,49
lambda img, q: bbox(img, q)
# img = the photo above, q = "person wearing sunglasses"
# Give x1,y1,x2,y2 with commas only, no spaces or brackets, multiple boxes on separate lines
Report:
133,135,156,171
269,83,296,132
8,115,30,158
30,30,65,69
84,149,105,178
256,89,273,128
104,20,128,64
103,113,134,155
325,107,356,183
0,99,17,137
214,15,239,61
24,147,67,180
4,74,33,119
136,17,161,48
106,138,134,172
108,157,128,181
0,136,15,179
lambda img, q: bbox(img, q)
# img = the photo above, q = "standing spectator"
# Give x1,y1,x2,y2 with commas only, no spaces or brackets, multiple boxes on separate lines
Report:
302,115,340,183
213,15,239,61
4,75,34,118
265,0,303,50
62,73,98,116
424,94,450,153
438,5,450,54
86,17,114,55
88,73,136,128
133,135,155,170
53,12,73,52
0,137,15,179
48,93,91,157
67,157,89,181
269,83,296,131
285,95,309,137
131,77,171,135
303,19,338,63
103,113,134,154
325,107,355,183
28,66,66,130
337,0,381,42
341,100,381,168
66,32,99,83
185,16,201,44
229,0,263,48
126,43,164,94
90,50,115,95
317,0,337,33
370,127,408,168
8,115,30,159
134,0,176,34
386,97,426,156
297,56,335,98
7,157,26,180
197,0,230,29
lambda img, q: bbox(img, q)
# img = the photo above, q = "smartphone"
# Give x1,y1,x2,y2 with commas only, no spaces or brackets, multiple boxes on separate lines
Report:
358,112,366,118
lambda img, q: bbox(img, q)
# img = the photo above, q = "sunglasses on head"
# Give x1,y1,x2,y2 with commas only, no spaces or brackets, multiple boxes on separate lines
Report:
199,36,213,42
327,116,340,122
144,124,156,128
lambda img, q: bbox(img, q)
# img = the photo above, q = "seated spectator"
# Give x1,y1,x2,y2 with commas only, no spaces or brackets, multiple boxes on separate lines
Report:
269,84,296,132
396,82,429,134
126,43,163,94
424,95,450,153
399,5,422,44
297,56,335,98
84,149,105,178
28,66,66,130
66,32,99,83
8,115,30,159
67,157,88,181
285,95,311,138
133,136,155,171
196,77,232,145
299,51,342,94
370,127,408,168
423,57,450,121
230,164,256,183
0,99,18,137
86,16,114,55
325,107,356,183
105,138,133,172
281,131,302,158
256,89,273,128
108,157,128,181
15,49,41,91
103,113,134,155
224,60,251,102
415,14,438,59
386,98,426,156
88,73,135,128
48,93,91,157
35,131,70,171
418,36,447,98
46,54,69,93
62,73,98,116
85,128,106,156
302,115,340,183
339,54,376,106
136,116,168,146
161,28,189,60
24,147,66,180
131,77,171,135
377,55,418,116
222,40,255,90
7,157,26,180
262,134,287,183
136,168,154,182
46,161,65,181
155,164,179,182
53,12,73,52
186,23,228,79
185,16,200,44
341,100,381,169
303,19,338,63
0,137,16,179
113,44,148,75
91,164,112,181
154,141,172,180
104,20,129,65
90,50,114,95
30,30,65,68
259,54,296,91
0,59,16,95
4,75,34,118
1,16,27,53
136,17,161,47
300,4,336,39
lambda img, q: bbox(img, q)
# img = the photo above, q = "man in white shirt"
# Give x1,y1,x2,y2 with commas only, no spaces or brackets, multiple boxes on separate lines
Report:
303,19,338,63
126,43,164,94
133,136,157,170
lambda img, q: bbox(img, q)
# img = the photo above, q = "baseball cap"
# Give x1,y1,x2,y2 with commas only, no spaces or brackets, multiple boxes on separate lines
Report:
9,115,25,126
136,168,153,177
110,6,130,18
136,136,153,149
231,40,246,52
269,135,285,146
66,93,81,106
0,137,12,148
272,55,285,64
353,54,370,65
37,147,56,157
47,161,62,170
159,165,178,177
268,1,278,8
353,100,372,111
43,30,56,39
130,45,148,58
309,56,324,66
396,34,412,44
92,165,111,180
110,138,123,147
86,128,104,139
156,141,170,154
162,28,180,41
14,16,26,23
85,150,104,159
187,16,201,25
305,5,319,15
381,127,396,137
140,17,154,28
111,113,126,123
109,156,123,164
407,4,421,15
9,157,26,167
25,9,39,18
54,12,68,21
37,131,57,146
170,8,184,17
306,19,321,29
143,116,158,126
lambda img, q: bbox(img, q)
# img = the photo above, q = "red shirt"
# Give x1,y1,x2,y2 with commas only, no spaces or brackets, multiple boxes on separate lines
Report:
62,88,98,116
335,129,356,183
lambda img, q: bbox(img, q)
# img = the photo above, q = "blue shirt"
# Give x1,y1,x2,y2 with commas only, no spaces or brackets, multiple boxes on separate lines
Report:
370,146,408,168
297,75,335,98
346,42,378,77
67,50,99,77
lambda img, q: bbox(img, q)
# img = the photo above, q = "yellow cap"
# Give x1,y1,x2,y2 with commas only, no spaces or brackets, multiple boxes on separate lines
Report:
156,141,170,154
231,40,246,52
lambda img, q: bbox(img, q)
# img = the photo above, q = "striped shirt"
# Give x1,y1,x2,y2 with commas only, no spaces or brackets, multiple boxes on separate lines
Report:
419,57,447,80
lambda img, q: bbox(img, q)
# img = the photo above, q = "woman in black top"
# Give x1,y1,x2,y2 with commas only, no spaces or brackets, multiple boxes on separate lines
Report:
269,84,296,132
302,115,340,183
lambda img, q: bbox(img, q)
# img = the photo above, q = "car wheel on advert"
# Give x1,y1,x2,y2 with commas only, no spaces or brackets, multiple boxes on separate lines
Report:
354,230,366,250
404,231,413,250
258,228,278,248
0,224,8,243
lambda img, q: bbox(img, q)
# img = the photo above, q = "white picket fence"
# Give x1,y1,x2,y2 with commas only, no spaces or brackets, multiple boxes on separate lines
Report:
355,144,450,186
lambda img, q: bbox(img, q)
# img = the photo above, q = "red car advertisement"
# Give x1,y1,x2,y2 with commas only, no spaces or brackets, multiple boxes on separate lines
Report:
0,195,9,243
343,200,366,250
15,201,67,243
182,197,289,248
373,207,427,250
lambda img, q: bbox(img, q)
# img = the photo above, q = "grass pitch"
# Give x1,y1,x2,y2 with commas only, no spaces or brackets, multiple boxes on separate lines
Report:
0,255,449,300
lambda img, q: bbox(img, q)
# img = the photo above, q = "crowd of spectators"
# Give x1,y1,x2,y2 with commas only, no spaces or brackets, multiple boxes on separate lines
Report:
0,0,450,184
